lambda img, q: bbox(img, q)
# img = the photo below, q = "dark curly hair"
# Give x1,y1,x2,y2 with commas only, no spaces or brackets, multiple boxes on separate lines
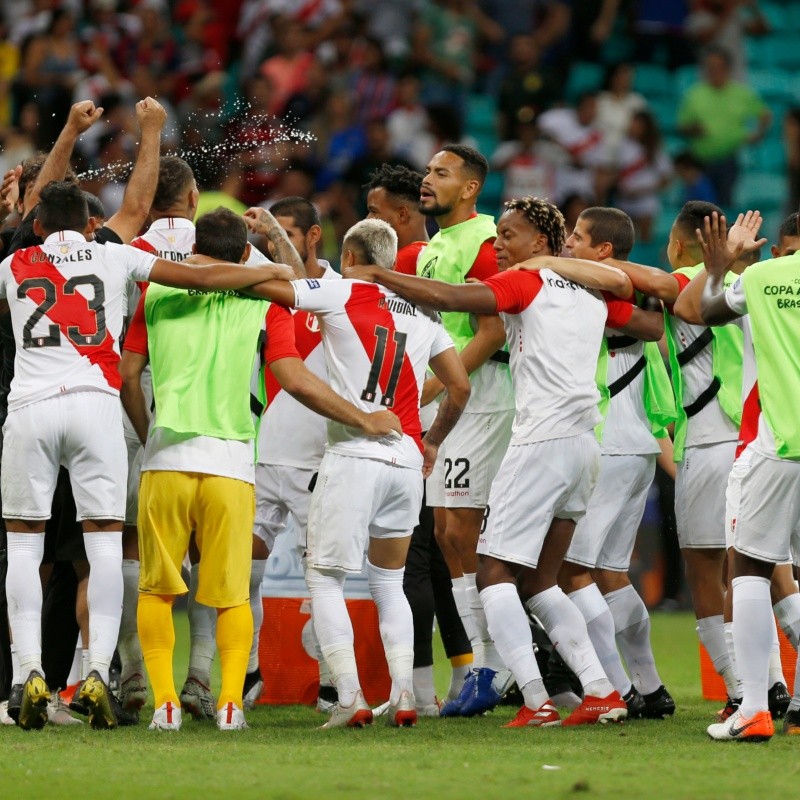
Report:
503,196,566,255
365,163,424,204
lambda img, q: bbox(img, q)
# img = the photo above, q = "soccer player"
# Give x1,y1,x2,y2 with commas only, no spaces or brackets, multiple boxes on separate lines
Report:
364,163,472,714
695,213,800,742
556,207,676,719
242,212,472,728
344,197,663,727
415,144,516,715
0,181,292,730
121,207,401,730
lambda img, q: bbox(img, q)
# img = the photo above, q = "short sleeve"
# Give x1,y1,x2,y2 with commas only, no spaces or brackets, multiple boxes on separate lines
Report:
465,239,499,281
123,291,149,357
725,276,748,315
605,298,635,328
120,243,157,282
245,245,271,265
483,270,543,314
292,277,350,314
429,320,455,359
264,304,301,364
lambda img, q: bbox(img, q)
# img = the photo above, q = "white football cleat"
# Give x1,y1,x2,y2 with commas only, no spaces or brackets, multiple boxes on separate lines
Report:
319,690,374,729
0,700,14,726
416,700,441,717
217,702,248,731
149,701,182,731
372,700,390,717
47,692,83,726
387,690,417,728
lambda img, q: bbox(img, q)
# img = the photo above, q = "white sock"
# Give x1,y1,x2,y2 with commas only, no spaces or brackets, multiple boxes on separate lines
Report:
723,621,744,698
413,665,436,706
697,614,739,699
768,620,785,687
306,618,334,688
119,558,143,679
6,532,45,677
447,662,472,701
10,645,20,685
569,584,631,696
605,585,663,696
526,585,614,697
81,650,90,681
187,563,216,685
733,576,773,718
466,572,504,672
368,561,414,705
774,593,800,649
452,576,481,666
67,639,81,686
248,558,267,673
480,582,547,709
306,566,360,706
83,532,123,683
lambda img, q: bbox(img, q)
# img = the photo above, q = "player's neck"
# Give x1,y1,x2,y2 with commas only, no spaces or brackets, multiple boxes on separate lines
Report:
306,257,326,279
397,224,429,250
435,204,477,231
151,209,193,223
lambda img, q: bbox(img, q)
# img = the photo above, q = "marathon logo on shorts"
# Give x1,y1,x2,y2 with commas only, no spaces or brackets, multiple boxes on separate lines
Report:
305,279,321,289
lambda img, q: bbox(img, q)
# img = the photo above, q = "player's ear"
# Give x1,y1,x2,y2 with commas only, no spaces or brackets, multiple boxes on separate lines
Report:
771,244,780,258
342,248,354,268
241,242,252,264
307,224,322,249
191,243,197,254
462,179,480,202
397,204,409,224
32,217,43,237
597,241,613,259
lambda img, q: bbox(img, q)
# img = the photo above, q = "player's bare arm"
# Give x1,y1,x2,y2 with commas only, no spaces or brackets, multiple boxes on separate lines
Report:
0,166,20,226
343,264,499,314
612,307,664,341
269,356,401,438
105,97,167,243
150,257,295,292
243,207,307,278
603,258,681,303
119,350,150,445
25,100,103,217
674,210,767,324
420,346,471,478
511,255,633,299
698,212,749,325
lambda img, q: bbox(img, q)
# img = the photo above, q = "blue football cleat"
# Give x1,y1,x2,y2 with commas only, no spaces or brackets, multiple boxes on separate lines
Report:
439,670,477,717
459,667,502,717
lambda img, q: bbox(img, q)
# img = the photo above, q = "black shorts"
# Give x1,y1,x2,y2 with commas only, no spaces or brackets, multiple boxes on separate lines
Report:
43,468,85,564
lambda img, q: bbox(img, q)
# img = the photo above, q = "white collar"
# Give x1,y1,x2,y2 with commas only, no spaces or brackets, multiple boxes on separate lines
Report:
44,230,88,244
148,217,195,230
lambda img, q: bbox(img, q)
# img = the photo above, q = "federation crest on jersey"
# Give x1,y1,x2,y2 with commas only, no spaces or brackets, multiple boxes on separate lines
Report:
305,313,320,333
60,245,69,254
419,255,437,279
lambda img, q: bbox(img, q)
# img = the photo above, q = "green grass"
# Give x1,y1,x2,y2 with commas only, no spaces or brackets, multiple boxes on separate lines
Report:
2,612,799,799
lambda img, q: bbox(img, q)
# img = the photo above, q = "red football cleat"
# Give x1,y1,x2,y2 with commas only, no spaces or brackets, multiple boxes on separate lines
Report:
562,691,628,726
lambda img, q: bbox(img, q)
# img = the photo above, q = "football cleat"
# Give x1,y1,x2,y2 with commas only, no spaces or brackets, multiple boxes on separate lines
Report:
707,708,773,742
0,700,15,726
78,671,118,730
119,672,148,713
149,701,182,731
460,668,502,717
316,685,338,714
768,681,790,719
7,683,22,724
18,671,50,731
319,690,373,729
243,668,264,711
504,700,561,728
716,696,741,722
387,691,417,728
180,676,216,721
623,686,646,719
217,702,248,731
782,708,800,735
47,691,83,726
68,682,90,717
439,670,476,717
562,691,628,726
642,685,676,719
416,699,441,717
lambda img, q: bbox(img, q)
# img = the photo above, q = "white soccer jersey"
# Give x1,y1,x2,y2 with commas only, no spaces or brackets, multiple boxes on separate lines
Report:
483,269,633,446
257,262,340,468
291,277,455,469
131,216,196,262
601,334,661,456
0,230,156,412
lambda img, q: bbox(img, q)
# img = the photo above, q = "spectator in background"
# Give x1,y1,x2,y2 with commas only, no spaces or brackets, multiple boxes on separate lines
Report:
674,150,718,204
0,21,20,130
496,34,562,142
613,111,673,242
313,91,367,190
568,0,623,63
677,46,770,207
177,71,226,151
259,17,314,118
784,108,800,213
685,0,770,80
404,102,478,173
631,0,693,71
387,70,429,165
596,62,648,166
559,192,592,245
193,157,249,219
348,37,397,124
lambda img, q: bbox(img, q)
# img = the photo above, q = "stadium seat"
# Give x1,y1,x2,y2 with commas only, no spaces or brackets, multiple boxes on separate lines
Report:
752,33,800,69
673,65,699,96
479,172,503,217
647,96,678,133
748,68,798,104
633,64,672,98
742,136,785,172
466,94,497,135
565,61,603,103
733,171,788,211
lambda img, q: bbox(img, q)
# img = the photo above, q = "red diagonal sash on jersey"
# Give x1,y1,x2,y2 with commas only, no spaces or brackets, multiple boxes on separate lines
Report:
11,247,121,389
345,283,423,452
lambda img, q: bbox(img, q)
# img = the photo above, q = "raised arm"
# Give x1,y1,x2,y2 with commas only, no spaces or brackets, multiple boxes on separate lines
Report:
343,264,498,314
603,258,681,303
698,212,748,325
512,255,633,298
422,346,471,478
25,101,103,216
104,97,167,243
243,207,307,278
269,356,401,438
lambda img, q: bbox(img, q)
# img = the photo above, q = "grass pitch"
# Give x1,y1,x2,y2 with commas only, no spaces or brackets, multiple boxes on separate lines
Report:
2,612,799,800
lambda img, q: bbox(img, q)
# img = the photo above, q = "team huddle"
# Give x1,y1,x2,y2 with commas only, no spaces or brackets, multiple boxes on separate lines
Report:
0,96,799,743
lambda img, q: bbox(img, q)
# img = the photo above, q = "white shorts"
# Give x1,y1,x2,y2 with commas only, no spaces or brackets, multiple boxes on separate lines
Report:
124,433,143,526
254,463,317,552
566,453,656,572
426,409,513,509
305,451,422,573
732,448,800,564
2,392,127,521
675,440,737,549
477,432,600,570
